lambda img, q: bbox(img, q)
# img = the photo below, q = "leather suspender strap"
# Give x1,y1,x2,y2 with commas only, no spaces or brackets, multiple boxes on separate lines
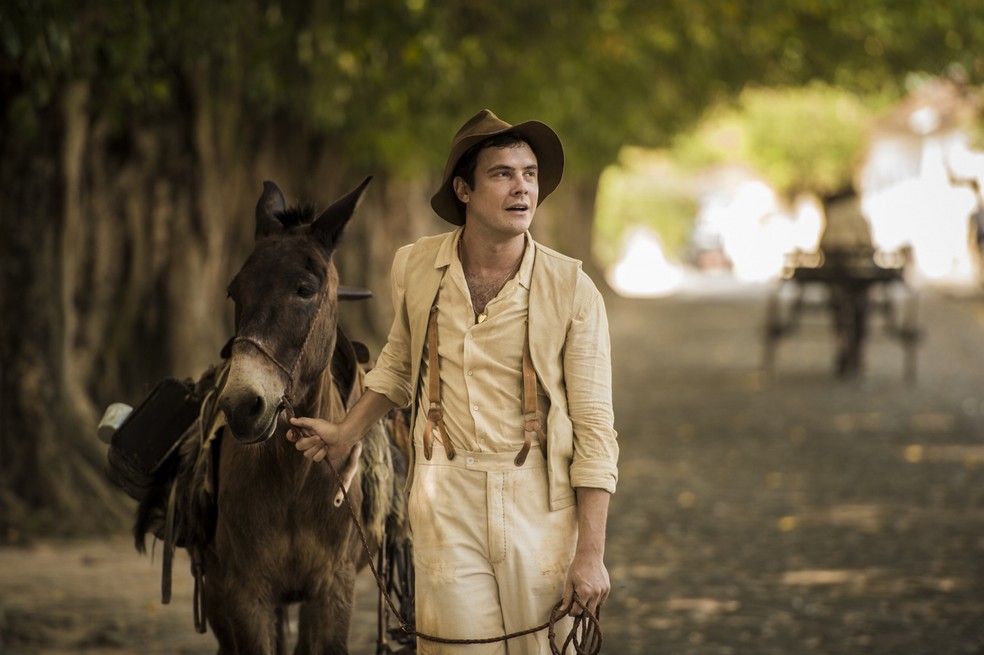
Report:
516,328,545,466
423,306,543,466
423,306,455,461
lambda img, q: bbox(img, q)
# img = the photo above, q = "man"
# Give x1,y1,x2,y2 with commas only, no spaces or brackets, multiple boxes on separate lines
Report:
288,109,618,653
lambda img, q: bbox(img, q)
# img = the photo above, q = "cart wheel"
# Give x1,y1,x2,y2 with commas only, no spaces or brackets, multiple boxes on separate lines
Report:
901,291,919,383
762,290,782,378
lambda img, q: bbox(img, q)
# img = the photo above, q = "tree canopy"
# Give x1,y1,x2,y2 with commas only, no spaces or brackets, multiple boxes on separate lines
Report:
5,0,984,177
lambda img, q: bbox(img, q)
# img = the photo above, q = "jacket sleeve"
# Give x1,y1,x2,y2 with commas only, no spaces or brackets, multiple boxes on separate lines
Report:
363,245,415,408
564,272,619,493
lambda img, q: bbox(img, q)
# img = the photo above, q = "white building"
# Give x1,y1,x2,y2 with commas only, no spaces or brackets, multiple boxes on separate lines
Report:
859,77,982,286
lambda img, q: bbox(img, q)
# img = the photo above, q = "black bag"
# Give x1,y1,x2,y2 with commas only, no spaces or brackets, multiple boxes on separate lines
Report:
106,378,202,501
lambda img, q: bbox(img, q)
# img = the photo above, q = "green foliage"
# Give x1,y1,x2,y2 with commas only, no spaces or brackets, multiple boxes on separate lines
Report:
672,83,889,197
3,0,983,177
594,82,903,265
593,148,697,267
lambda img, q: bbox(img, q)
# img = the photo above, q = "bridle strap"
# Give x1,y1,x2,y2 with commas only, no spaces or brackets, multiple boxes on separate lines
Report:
230,336,293,381
228,282,332,419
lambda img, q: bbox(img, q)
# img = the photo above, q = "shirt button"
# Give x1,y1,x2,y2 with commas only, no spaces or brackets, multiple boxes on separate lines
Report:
467,370,474,376
472,405,479,411
466,457,475,465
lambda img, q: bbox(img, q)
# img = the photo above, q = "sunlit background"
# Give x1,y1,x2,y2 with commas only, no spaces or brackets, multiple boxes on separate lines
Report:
598,77,984,296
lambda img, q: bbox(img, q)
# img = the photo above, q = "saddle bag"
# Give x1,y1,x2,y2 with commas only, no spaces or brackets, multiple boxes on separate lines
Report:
105,378,203,501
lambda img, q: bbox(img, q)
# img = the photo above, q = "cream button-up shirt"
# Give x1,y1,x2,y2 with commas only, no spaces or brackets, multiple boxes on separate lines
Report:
418,230,546,455
365,228,618,505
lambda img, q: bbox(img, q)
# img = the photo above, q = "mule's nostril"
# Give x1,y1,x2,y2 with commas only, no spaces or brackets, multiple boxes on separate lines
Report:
218,393,266,422
248,395,265,418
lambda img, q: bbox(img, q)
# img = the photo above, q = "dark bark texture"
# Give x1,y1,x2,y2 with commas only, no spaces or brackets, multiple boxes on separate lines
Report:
0,71,601,540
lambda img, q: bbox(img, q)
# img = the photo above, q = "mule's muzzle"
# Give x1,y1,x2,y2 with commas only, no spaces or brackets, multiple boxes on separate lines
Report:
219,390,281,444
218,352,286,444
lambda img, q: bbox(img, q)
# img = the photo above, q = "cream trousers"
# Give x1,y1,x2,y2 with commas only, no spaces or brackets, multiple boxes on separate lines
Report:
409,445,577,654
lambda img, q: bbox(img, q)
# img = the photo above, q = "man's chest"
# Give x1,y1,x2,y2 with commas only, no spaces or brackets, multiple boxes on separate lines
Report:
463,268,516,314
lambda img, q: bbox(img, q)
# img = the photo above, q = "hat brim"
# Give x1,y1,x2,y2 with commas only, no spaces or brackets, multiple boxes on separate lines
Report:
430,120,564,226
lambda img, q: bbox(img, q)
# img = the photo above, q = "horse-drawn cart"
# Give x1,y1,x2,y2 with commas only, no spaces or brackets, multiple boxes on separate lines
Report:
762,247,921,381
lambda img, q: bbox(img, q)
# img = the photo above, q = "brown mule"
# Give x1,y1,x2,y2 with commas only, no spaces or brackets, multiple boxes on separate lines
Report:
132,178,410,655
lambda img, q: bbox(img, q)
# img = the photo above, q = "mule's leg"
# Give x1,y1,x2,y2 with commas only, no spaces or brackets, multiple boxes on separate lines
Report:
206,570,281,655
276,605,290,655
293,561,358,655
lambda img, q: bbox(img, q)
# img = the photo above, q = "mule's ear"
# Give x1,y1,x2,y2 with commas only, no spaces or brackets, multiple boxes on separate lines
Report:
311,176,373,252
255,180,287,239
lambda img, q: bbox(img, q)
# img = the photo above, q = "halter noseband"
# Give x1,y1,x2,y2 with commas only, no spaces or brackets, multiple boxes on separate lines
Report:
229,283,331,422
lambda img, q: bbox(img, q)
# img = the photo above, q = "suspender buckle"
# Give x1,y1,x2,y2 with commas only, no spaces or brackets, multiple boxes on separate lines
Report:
515,413,546,466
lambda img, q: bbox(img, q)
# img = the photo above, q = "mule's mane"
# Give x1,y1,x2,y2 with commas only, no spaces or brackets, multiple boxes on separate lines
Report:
275,204,320,229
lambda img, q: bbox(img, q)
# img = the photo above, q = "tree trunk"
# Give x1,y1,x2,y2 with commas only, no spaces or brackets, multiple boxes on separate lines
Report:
1,66,614,541
533,173,610,293
334,175,447,354
0,71,437,539
0,82,133,539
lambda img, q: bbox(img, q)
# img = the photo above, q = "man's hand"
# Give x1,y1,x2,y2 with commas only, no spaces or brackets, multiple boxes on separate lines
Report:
562,555,612,616
561,487,612,618
562,549,610,618
287,417,352,462
285,390,399,463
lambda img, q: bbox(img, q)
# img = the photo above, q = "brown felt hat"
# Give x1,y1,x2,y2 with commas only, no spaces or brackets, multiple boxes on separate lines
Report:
430,109,565,225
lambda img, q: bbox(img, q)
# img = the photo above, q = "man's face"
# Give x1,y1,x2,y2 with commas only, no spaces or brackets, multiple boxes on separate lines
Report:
454,142,539,239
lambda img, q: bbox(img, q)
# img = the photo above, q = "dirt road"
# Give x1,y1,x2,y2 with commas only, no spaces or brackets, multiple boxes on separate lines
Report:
3,284,984,654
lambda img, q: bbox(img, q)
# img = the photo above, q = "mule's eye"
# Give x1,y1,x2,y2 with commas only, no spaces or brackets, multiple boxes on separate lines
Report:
296,284,317,299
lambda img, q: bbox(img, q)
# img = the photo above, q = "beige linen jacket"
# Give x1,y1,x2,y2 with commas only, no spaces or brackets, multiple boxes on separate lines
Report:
365,230,618,511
